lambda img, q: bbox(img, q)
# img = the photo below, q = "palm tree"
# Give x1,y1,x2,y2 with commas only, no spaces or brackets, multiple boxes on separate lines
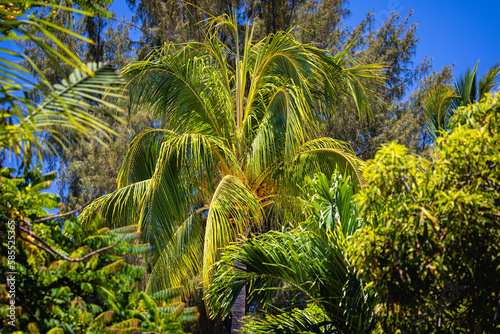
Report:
80,13,383,331
207,172,376,333
423,61,499,140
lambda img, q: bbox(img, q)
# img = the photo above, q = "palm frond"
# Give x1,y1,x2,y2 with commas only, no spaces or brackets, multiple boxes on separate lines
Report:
203,175,262,287
304,40,385,122
117,128,177,188
79,179,150,228
455,62,479,107
122,44,234,143
137,132,240,247
241,304,333,334
0,3,123,162
478,62,500,100
423,84,457,140
285,138,366,190
304,172,363,247
247,84,316,177
207,227,375,332
206,228,343,316
145,212,205,296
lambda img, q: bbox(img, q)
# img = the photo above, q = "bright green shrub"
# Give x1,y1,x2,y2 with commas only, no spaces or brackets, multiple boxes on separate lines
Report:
349,92,500,332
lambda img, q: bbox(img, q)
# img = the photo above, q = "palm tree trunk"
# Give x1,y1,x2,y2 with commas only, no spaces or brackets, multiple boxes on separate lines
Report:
231,261,246,333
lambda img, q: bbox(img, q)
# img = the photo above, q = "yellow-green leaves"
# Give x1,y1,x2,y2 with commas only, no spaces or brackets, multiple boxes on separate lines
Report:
88,13,382,309
349,90,500,332
203,175,262,286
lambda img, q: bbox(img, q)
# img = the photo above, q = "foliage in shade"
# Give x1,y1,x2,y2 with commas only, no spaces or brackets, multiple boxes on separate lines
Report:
0,167,195,333
349,91,500,332
207,172,376,333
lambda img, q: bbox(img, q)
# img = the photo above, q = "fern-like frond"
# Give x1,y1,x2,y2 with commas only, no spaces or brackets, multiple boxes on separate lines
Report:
150,287,184,301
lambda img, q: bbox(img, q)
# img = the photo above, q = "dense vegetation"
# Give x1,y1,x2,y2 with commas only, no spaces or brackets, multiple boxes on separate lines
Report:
0,166,195,332
350,92,500,333
1,0,499,333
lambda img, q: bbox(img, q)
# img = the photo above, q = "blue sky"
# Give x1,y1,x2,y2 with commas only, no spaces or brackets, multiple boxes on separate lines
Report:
344,0,500,81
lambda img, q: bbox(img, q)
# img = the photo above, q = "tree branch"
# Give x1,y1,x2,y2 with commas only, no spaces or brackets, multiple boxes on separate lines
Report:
31,197,94,224
108,16,147,35
16,295,40,322
399,176,417,203
16,223,123,262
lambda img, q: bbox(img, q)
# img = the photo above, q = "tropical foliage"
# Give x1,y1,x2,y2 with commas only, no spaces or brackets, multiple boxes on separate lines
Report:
349,91,500,332
0,2,194,333
207,172,376,333
423,61,499,140
0,1,123,163
80,13,383,307
0,166,195,333
3,1,499,333
52,1,443,219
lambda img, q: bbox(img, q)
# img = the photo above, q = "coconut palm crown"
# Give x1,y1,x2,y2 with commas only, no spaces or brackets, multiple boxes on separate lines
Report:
80,14,383,299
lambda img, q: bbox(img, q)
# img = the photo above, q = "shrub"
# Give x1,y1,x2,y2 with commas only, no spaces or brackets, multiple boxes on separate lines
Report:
349,92,500,332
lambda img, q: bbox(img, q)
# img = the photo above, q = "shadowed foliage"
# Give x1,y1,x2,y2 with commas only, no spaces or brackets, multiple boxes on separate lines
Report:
207,172,376,333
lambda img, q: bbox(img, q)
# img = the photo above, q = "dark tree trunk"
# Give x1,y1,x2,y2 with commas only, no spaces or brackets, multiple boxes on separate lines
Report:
230,261,246,333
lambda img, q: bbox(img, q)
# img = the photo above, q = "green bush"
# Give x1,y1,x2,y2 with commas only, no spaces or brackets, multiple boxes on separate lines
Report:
0,167,194,333
349,92,500,332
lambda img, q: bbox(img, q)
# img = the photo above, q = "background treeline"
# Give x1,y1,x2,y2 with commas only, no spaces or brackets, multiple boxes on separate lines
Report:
15,2,451,332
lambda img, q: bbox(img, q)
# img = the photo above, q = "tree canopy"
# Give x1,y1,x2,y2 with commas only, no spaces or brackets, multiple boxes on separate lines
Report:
80,13,382,301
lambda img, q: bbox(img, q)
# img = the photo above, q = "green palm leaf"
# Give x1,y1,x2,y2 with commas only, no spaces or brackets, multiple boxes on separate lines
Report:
83,14,384,325
145,212,205,295
206,228,375,333
203,175,262,285
286,138,366,189
478,62,500,100
423,60,500,140
0,3,124,161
